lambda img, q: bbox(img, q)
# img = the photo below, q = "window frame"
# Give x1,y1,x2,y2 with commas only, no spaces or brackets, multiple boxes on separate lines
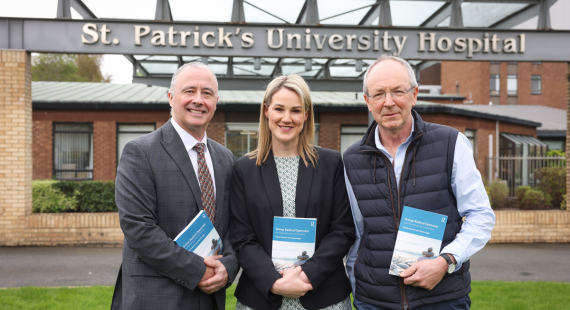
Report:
531,75,542,95
116,123,156,165
489,74,500,96
507,74,518,96
52,122,94,181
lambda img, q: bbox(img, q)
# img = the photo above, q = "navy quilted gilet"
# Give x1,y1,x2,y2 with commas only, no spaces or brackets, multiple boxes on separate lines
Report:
343,111,471,310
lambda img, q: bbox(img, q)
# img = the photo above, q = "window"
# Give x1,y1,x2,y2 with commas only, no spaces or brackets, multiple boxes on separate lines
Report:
225,123,259,159
531,75,541,95
507,75,517,96
117,124,156,163
53,123,93,180
464,129,476,159
489,75,500,95
225,122,320,159
341,126,368,156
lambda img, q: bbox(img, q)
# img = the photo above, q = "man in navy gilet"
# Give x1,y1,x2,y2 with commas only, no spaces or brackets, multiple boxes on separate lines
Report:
343,55,495,310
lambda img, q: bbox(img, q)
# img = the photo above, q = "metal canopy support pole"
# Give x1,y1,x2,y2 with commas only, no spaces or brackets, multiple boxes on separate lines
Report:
537,0,551,29
300,0,320,72
272,59,283,77
124,55,149,77
316,59,333,79
359,1,381,25
300,0,320,25
450,0,464,28
420,3,451,27
378,0,392,27
490,0,557,29
57,0,71,19
155,0,173,22
177,56,183,68
227,57,234,77
70,0,97,19
355,59,363,72
254,57,261,70
231,0,246,23
305,59,312,72
201,56,208,65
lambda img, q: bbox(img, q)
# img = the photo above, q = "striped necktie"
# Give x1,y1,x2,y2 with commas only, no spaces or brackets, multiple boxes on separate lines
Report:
193,143,215,223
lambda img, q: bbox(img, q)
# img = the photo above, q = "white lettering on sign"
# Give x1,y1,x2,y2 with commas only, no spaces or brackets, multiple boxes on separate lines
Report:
79,23,528,59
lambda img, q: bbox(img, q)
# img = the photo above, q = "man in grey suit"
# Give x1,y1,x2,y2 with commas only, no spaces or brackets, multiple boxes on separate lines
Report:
111,62,239,310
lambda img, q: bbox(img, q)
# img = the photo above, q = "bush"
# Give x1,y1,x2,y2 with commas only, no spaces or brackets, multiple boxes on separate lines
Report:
489,180,508,209
33,180,117,213
32,180,77,213
561,195,567,210
515,186,531,207
535,166,565,209
520,189,551,210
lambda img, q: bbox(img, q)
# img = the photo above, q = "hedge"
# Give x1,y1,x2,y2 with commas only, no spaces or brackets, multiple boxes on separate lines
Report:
32,180,117,213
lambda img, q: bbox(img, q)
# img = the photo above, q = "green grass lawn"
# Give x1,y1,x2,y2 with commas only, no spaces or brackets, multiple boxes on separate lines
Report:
0,281,569,310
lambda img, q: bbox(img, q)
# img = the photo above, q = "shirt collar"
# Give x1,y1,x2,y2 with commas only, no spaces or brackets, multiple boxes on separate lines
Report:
170,118,208,153
374,115,415,151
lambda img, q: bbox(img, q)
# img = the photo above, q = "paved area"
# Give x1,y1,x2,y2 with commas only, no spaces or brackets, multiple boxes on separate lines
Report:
1,243,569,288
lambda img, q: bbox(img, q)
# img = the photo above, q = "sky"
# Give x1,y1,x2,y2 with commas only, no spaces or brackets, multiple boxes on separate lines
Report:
2,0,569,84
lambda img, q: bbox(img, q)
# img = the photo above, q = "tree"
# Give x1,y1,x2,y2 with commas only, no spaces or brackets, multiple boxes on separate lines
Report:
32,53,111,83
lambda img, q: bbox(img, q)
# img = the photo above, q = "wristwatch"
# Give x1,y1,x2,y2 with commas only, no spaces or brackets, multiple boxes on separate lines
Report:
439,253,456,274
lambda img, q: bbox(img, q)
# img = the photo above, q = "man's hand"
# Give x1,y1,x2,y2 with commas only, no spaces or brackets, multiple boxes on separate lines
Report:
399,256,449,290
198,255,228,294
271,267,313,299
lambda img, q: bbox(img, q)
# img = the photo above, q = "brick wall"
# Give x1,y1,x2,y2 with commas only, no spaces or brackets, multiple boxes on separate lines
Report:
0,50,32,246
566,66,569,212
208,110,225,145
93,121,117,181
318,112,368,151
3,209,566,247
21,213,123,246
441,61,490,105
490,210,570,243
442,61,568,108
419,62,441,86
566,66,570,212
33,109,227,181
32,119,52,180
517,62,567,109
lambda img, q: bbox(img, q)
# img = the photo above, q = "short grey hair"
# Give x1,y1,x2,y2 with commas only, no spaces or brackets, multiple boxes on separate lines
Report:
362,55,418,95
168,61,218,94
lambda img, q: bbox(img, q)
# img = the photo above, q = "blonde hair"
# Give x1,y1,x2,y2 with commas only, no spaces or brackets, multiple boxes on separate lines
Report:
248,74,318,167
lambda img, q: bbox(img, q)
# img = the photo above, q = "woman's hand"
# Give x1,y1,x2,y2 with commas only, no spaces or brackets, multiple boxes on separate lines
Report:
271,267,313,299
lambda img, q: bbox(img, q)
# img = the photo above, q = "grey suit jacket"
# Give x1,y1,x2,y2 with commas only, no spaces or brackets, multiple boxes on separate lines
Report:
111,120,239,310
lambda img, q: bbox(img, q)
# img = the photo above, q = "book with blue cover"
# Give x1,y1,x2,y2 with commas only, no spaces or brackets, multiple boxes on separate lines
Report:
389,206,448,276
174,210,222,258
271,217,317,272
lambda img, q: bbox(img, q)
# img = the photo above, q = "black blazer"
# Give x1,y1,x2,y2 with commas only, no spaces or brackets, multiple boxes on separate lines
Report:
230,147,355,310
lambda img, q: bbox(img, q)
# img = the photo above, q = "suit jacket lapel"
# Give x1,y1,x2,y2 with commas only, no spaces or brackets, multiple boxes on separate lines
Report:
208,139,225,231
295,159,313,218
261,152,284,217
160,120,203,214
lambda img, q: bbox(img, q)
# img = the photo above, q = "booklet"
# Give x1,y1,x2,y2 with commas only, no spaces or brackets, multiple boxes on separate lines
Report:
389,206,448,276
174,210,222,258
271,217,317,272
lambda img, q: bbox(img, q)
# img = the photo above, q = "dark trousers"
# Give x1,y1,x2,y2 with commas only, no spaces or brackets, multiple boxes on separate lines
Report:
354,295,471,310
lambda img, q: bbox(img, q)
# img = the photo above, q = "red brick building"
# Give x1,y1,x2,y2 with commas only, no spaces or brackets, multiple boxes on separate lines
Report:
32,82,544,182
421,61,568,110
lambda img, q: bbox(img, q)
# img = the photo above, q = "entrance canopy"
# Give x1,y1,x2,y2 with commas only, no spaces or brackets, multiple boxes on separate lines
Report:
1,0,568,90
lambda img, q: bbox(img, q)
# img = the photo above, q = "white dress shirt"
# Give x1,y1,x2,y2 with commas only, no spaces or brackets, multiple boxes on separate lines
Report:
345,116,495,294
171,118,216,199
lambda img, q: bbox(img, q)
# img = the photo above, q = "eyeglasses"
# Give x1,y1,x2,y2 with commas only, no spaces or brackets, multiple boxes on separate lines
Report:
366,86,415,103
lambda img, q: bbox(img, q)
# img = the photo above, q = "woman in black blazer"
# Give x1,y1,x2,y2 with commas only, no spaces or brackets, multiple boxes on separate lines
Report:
230,74,355,310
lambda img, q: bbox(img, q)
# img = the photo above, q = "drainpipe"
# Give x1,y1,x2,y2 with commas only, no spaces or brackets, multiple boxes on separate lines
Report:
495,121,499,179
